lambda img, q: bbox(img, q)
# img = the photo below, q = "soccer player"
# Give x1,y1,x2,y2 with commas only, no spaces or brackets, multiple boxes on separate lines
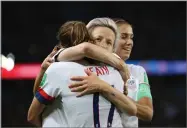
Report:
28,19,137,127
55,18,153,127
113,18,153,127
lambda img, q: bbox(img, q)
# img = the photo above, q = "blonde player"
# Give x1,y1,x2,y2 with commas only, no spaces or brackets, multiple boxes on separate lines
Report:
55,18,153,127
28,19,137,127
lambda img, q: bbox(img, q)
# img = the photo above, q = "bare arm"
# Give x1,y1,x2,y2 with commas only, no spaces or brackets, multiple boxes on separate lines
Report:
133,68,153,121
127,69,153,121
100,81,153,118
31,62,62,126
27,97,45,127
33,69,46,94
129,95,153,121
58,42,130,93
100,82,137,116
136,97,153,121
33,48,58,94
57,42,124,71
70,70,136,116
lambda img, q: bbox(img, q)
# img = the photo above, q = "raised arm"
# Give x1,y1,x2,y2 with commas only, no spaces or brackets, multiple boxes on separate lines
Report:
33,46,58,94
57,42,124,71
57,42,130,93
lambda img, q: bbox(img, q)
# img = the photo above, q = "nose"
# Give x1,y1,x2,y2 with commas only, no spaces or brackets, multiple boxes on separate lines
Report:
100,40,107,49
125,39,133,47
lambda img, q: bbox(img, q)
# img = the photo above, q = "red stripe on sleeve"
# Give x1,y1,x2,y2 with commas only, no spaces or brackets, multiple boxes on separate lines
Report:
38,88,55,101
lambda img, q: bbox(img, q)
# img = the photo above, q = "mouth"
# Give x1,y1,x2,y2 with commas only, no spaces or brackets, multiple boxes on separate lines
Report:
123,48,131,52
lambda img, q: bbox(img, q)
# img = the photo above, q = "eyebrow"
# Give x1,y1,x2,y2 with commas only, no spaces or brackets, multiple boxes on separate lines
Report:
106,38,112,42
121,33,134,36
95,35,102,38
121,33,134,35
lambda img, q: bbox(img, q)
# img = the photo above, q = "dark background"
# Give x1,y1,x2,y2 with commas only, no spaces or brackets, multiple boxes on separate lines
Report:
2,1,186,127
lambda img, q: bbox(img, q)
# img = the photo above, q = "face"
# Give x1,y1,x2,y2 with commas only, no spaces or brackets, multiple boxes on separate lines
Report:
91,26,115,52
115,24,134,60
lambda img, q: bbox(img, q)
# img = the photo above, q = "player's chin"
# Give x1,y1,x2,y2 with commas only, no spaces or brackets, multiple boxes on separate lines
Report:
122,53,130,60
120,52,130,60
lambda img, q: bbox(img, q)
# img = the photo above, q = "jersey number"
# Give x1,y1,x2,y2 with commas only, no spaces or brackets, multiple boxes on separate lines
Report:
93,85,115,128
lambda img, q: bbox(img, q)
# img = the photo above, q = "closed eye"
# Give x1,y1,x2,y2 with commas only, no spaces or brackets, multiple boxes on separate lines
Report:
121,33,134,40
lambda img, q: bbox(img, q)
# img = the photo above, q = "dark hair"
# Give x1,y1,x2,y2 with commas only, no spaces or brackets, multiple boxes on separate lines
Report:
57,21,91,48
55,42,63,51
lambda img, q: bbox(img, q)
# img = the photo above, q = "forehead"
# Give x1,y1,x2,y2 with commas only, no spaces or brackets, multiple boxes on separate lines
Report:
118,24,133,35
91,26,115,39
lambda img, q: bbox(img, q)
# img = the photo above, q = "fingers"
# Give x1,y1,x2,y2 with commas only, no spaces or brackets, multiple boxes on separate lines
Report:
45,62,51,68
52,45,59,52
48,45,61,58
69,80,87,88
84,69,97,77
70,76,87,81
123,84,128,95
76,89,88,97
49,50,57,58
46,62,51,66
48,58,54,63
124,90,128,95
84,69,93,76
70,84,87,92
44,57,54,63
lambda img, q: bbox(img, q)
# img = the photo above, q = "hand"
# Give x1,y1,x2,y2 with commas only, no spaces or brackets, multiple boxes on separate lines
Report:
119,62,130,95
41,46,59,70
112,53,125,71
69,69,109,97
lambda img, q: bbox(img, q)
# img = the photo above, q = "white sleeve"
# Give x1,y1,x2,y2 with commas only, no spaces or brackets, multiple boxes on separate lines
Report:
138,66,149,84
35,64,63,105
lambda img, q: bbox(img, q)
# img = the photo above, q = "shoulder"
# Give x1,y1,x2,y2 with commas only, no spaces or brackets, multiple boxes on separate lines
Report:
46,62,83,74
127,64,146,74
127,64,148,82
46,62,67,73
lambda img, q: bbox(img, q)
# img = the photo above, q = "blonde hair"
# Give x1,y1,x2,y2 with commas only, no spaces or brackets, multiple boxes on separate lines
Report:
86,17,119,47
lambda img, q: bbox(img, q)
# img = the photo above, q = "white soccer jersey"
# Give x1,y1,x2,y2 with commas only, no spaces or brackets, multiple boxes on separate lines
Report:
121,64,149,128
35,62,124,127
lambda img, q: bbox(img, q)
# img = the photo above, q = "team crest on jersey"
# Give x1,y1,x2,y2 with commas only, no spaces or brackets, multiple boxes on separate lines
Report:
126,76,137,92
40,73,47,87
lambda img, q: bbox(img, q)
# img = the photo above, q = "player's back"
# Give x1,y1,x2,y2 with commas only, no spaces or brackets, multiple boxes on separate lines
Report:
42,62,124,127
